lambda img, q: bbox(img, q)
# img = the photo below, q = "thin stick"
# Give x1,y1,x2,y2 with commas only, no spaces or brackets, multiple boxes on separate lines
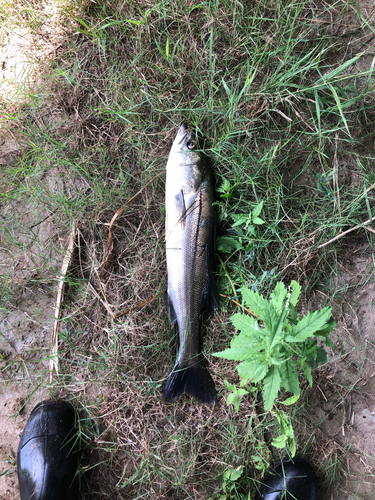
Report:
317,215,375,249
88,282,114,316
219,293,258,318
49,222,77,382
333,132,340,214
114,293,159,319
217,255,237,298
317,384,328,401
98,172,161,318
99,172,161,278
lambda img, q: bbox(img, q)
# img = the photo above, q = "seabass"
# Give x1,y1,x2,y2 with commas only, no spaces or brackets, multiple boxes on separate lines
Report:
163,123,219,405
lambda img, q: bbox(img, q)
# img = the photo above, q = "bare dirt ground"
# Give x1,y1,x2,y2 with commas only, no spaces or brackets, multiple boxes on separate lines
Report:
301,251,375,499
1,1,375,499
0,130,67,498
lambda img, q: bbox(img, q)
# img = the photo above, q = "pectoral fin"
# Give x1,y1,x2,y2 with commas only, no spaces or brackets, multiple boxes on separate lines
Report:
175,190,187,229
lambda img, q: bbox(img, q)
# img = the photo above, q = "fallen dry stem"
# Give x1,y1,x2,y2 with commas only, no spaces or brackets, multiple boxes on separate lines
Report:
317,215,375,249
49,222,77,382
114,293,160,319
98,172,162,318
219,293,259,318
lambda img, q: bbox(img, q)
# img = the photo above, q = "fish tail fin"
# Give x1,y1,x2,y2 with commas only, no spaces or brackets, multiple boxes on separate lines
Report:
162,358,216,405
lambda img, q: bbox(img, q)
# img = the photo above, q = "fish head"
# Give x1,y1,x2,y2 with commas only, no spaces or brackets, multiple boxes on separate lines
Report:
166,124,209,194
170,123,200,156
167,123,205,186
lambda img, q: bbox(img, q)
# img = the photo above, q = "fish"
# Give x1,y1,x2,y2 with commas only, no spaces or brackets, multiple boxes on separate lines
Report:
163,123,219,405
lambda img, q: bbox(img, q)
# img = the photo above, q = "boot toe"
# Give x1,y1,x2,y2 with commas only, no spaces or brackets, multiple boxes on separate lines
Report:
255,458,318,500
17,400,79,500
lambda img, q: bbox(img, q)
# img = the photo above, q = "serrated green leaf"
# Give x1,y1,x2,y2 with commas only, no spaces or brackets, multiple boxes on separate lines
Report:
263,365,281,410
280,361,300,395
224,380,236,391
270,281,287,313
212,346,250,360
324,336,335,350
241,287,268,317
216,178,231,194
314,317,337,339
276,411,289,435
231,214,250,227
288,435,297,457
314,346,328,366
289,280,301,306
237,388,248,396
231,313,263,339
280,394,300,405
225,466,244,482
274,410,297,457
213,341,260,361
302,338,318,356
286,307,334,342
252,217,265,225
237,359,269,384
263,302,286,350
301,361,312,386
288,304,299,324
217,236,243,253
271,435,288,448
227,393,236,406
234,397,240,412
252,201,264,219
261,302,276,344
251,455,267,471
212,324,261,360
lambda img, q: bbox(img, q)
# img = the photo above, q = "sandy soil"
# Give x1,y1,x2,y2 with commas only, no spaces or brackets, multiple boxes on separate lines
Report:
0,128,67,497
302,252,375,499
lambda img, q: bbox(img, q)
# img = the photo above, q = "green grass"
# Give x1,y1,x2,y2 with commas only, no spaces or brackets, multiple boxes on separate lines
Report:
1,0,375,498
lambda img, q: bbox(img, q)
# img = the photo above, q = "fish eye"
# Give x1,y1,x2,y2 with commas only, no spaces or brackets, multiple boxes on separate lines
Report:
187,139,196,149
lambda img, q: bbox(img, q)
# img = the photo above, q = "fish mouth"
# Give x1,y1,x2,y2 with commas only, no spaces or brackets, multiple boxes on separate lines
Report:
176,123,192,144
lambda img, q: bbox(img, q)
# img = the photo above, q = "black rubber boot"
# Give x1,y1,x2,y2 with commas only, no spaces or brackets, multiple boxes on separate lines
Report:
255,458,318,500
17,399,79,500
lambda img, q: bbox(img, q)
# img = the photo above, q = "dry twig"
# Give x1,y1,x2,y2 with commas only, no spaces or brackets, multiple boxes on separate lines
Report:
219,293,259,318
317,215,375,249
49,222,77,382
98,173,161,318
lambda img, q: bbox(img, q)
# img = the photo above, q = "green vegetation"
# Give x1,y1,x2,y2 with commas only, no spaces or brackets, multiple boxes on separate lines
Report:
214,281,336,411
213,280,336,456
1,0,375,498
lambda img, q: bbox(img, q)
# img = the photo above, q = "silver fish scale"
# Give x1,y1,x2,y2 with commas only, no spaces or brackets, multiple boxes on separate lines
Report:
176,183,213,366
